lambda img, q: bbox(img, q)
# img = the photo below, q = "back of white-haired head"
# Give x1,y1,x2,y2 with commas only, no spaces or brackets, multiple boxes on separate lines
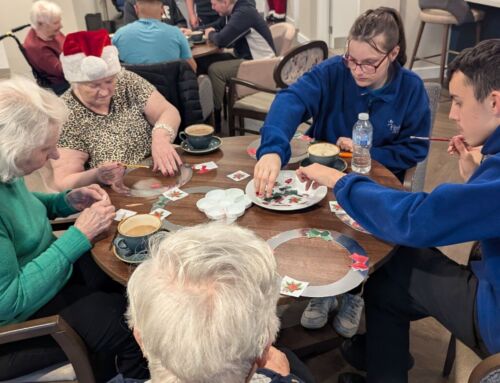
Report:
0,77,68,182
127,222,281,383
30,0,62,27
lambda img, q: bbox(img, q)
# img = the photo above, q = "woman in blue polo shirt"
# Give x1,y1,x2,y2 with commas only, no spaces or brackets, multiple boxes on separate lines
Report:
254,7,431,336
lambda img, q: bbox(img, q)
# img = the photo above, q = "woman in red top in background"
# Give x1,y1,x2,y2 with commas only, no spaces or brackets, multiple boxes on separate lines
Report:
23,0,69,94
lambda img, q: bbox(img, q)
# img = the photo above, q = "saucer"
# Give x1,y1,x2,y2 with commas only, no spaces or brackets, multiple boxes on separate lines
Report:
180,136,222,154
112,235,148,264
300,157,348,172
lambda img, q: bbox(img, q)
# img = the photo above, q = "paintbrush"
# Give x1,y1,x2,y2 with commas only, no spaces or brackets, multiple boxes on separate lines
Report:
121,163,151,169
410,136,451,142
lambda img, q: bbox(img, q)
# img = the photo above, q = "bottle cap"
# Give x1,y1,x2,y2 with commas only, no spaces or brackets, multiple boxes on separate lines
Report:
358,113,369,120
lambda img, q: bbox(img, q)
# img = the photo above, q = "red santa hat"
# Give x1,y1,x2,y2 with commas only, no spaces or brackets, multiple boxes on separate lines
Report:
60,29,121,83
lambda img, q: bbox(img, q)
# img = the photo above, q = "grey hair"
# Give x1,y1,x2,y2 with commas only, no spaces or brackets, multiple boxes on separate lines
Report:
30,0,62,27
0,77,68,182
127,222,281,383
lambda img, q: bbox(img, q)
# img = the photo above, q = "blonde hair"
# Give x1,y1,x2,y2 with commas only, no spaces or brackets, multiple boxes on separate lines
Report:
127,222,281,383
30,0,62,27
0,77,68,182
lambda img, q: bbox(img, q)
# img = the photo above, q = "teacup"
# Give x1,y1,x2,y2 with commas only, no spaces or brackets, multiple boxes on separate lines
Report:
115,214,162,256
190,30,204,42
307,142,340,167
179,124,214,150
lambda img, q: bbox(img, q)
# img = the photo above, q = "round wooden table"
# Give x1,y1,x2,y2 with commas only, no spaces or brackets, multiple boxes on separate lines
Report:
92,136,402,288
191,40,221,58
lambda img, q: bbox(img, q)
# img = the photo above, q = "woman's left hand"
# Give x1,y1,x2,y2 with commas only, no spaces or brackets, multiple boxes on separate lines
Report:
296,163,346,189
151,130,183,176
66,184,110,211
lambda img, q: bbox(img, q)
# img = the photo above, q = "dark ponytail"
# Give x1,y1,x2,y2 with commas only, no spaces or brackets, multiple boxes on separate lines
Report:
348,7,407,66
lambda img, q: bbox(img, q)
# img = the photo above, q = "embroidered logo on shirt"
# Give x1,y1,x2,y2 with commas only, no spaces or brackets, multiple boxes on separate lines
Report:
387,119,400,134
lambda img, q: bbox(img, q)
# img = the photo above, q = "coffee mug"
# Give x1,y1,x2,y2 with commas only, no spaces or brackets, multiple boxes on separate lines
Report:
179,124,214,150
307,142,340,167
190,30,204,42
115,214,161,256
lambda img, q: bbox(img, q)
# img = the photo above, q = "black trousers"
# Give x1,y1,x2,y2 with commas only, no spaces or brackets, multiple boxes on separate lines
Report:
0,255,148,381
363,246,489,383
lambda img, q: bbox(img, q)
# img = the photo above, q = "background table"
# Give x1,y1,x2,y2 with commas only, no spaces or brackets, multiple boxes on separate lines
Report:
92,135,403,287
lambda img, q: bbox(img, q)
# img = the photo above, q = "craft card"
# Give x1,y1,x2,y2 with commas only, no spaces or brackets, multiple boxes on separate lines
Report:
280,275,309,297
114,209,137,221
227,170,251,181
163,187,188,201
150,208,172,220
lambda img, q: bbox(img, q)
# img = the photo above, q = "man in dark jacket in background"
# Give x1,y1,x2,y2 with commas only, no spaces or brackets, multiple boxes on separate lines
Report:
203,0,275,128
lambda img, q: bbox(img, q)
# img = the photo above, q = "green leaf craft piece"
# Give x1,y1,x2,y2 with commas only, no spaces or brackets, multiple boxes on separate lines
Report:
305,229,333,241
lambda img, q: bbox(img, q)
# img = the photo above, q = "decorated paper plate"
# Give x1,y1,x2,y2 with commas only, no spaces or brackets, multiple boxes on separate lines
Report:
268,228,369,297
245,170,327,211
180,136,222,155
124,163,193,198
246,133,312,164
330,200,370,234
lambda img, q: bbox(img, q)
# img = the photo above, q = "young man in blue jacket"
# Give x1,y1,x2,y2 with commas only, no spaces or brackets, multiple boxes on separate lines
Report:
296,39,500,383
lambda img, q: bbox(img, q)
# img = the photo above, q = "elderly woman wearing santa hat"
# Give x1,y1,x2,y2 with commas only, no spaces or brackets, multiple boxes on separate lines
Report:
52,29,182,193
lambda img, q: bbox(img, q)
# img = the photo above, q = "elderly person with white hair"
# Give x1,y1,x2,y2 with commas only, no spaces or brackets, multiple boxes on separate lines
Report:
0,77,148,381
124,222,315,383
51,29,182,193
23,0,69,94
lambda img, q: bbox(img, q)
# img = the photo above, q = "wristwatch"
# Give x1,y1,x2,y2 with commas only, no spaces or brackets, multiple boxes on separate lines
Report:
152,123,176,143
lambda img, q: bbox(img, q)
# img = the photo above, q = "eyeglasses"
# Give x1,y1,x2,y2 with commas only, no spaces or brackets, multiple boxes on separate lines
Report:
342,52,390,74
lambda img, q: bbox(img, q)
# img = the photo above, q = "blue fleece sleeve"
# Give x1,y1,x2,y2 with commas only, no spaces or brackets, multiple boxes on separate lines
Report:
257,64,327,164
371,81,431,173
333,156,500,248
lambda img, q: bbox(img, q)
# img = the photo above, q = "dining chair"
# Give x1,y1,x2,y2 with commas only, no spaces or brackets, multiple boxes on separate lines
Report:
227,40,329,136
269,22,297,56
409,0,484,86
123,60,206,132
0,221,95,383
403,81,441,192
468,353,500,383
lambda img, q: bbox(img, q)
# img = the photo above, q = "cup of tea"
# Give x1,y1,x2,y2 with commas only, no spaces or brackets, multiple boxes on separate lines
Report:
190,30,204,42
115,214,162,256
179,124,214,150
307,142,340,167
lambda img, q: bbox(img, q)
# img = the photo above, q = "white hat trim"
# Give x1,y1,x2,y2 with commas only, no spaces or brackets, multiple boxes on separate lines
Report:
61,45,121,83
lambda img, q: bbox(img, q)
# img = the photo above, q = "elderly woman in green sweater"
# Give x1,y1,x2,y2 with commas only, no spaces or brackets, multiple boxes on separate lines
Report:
0,77,148,381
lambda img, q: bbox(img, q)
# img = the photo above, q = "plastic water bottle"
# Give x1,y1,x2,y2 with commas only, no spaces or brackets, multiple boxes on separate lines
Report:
351,113,373,174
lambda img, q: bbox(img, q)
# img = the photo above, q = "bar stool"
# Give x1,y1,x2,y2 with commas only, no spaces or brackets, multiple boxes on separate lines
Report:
409,8,484,86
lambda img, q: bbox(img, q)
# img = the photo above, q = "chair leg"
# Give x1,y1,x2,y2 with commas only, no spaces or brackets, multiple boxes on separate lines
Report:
439,24,451,87
238,116,245,136
475,21,482,45
409,21,425,69
442,334,456,377
228,112,236,137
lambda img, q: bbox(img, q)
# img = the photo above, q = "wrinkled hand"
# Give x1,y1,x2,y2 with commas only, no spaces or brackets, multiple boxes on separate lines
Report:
66,184,109,211
254,153,281,198
97,162,125,185
151,130,183,176
296,163,345,190
263,347,290,377
336,137,353,152
447,135,481,181
74,199,115,243
180,27,192,36
204,27,215,39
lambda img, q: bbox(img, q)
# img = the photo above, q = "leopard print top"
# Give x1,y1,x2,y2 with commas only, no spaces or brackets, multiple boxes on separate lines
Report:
59,70,155,168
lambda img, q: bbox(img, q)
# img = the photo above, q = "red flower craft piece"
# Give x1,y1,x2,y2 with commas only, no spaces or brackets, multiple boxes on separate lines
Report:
247,148,257,156
197,165,210,174
350,252,368,271
285,281,303,292
284,178,293,184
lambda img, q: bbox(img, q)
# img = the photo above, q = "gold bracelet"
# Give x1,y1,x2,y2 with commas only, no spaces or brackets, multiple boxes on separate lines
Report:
152,123,176,143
